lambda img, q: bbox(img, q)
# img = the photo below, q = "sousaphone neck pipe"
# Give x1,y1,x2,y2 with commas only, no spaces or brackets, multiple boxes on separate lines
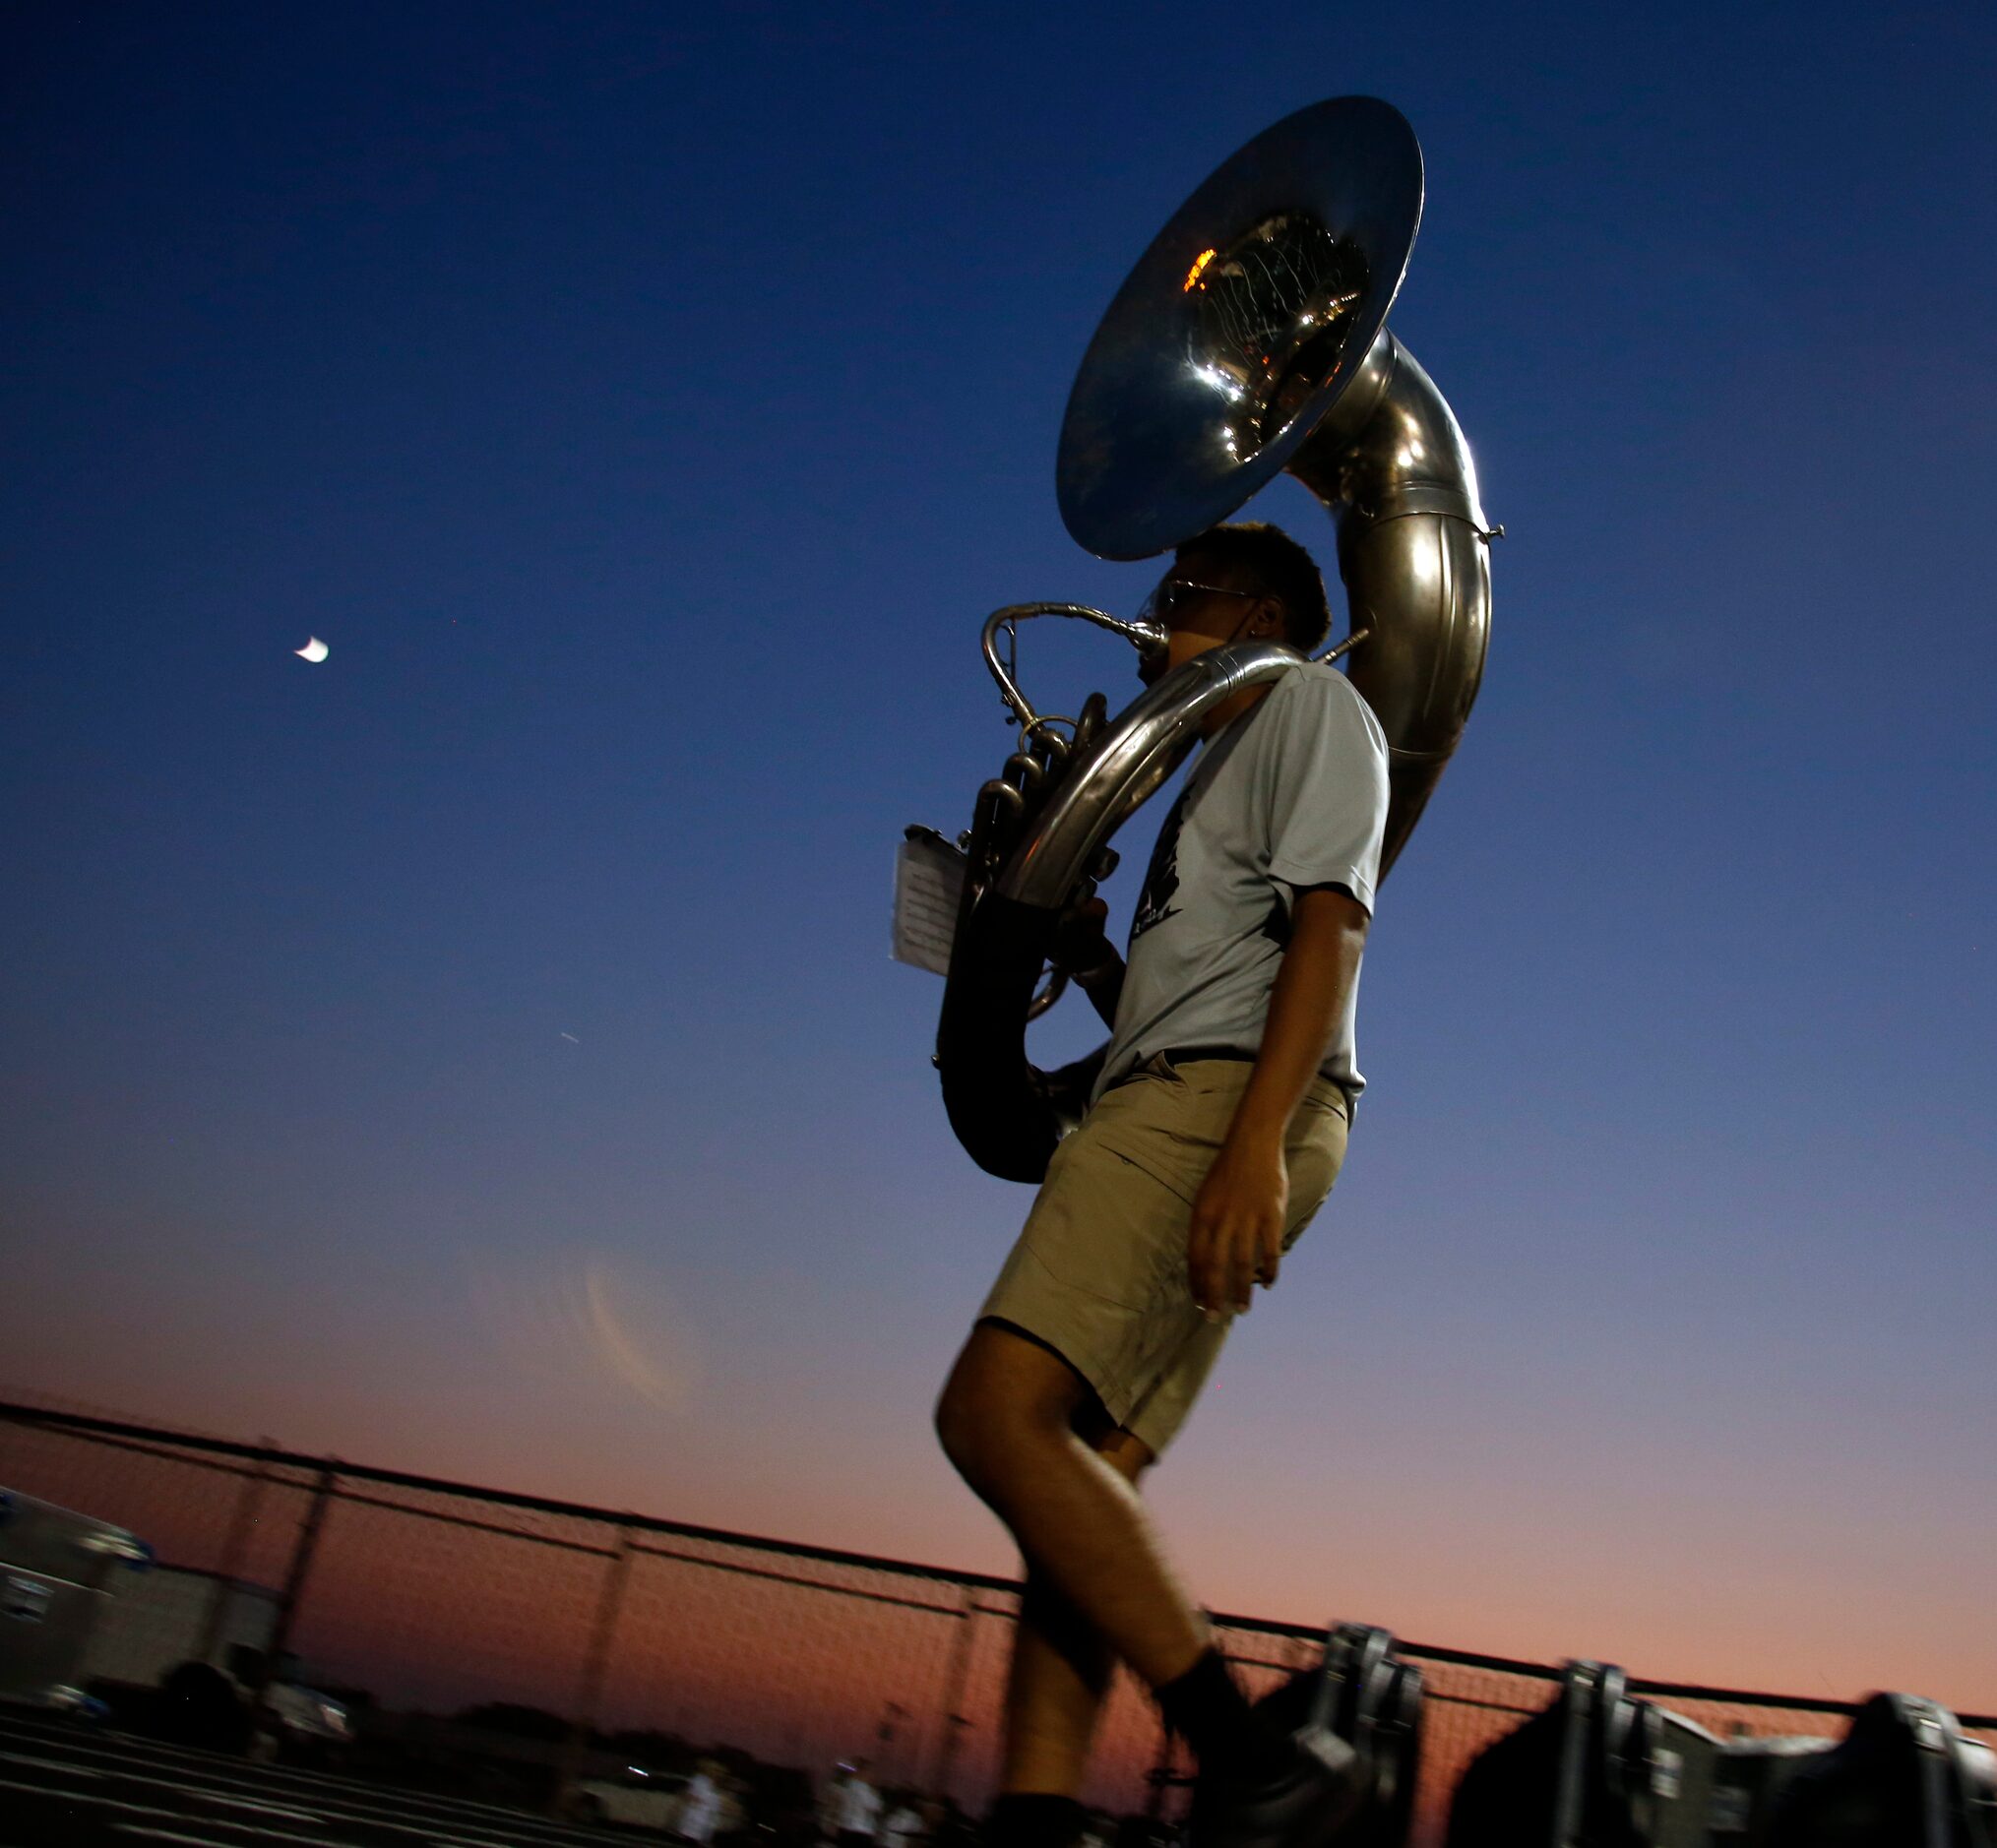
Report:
1286,328,1496,876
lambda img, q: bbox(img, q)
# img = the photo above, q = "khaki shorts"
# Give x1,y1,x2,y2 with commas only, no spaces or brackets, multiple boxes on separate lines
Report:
975,1054,1350,1459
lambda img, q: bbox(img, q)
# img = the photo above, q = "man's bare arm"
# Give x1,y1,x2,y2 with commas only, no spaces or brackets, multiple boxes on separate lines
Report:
1052,894,1124,1029
1185,885,1370,1318
1070,952,1124,1028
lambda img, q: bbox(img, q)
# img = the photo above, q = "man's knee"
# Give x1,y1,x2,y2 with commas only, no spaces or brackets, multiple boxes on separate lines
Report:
935,1320,1102,1481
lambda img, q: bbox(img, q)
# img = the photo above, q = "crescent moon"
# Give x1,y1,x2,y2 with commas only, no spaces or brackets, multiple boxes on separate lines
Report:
295,637,329,662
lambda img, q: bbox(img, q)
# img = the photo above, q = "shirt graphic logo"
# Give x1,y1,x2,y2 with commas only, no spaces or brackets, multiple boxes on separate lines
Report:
1129,789,1187,942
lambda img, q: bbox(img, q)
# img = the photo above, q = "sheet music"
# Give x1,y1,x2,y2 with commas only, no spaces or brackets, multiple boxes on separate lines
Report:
892,831,967,975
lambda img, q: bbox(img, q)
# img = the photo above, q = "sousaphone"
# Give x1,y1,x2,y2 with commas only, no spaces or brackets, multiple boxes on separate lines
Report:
925,97,1497,1183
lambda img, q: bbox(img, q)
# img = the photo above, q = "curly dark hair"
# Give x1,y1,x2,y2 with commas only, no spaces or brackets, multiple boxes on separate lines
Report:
1174,521,1333,653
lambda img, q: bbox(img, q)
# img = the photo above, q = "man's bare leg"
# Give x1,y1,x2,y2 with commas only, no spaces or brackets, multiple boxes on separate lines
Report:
935,1322,1209,1695
1000,1424,1156,1795
938,1324,1345,1848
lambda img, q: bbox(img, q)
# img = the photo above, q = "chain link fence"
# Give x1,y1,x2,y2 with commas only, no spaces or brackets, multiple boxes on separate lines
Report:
5,1395,1990,1847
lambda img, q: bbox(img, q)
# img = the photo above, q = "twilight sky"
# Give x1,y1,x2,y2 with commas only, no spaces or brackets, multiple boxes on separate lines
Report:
4,2,1993,1719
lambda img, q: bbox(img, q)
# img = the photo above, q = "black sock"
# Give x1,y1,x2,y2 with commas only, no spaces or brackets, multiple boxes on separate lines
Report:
1155,1645,1300,1781
984,1792,1085,1848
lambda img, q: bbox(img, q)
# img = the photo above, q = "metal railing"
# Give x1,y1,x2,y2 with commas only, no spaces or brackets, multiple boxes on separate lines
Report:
4,1394,1991,1848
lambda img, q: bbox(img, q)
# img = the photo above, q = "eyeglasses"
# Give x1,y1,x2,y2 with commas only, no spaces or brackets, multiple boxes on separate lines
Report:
1135,578,1264,626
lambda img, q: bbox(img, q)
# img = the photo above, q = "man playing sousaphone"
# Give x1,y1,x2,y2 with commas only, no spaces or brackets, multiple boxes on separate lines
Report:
934,518,1389,1848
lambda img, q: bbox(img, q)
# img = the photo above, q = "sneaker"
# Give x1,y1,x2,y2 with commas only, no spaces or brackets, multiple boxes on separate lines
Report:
1183,1724,1372,1848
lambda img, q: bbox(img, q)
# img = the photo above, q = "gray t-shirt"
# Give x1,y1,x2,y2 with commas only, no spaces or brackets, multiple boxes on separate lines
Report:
1092,659,1390,1107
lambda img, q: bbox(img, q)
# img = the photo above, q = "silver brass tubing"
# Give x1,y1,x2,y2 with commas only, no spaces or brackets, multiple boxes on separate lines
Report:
1019,718,1073,761
996,639,1300,910
1314,623,1370,665
981,604,1171,732
1287,330,1492,875
974,777,1025,831
1002,753,1045,795
1026,968,1070,1020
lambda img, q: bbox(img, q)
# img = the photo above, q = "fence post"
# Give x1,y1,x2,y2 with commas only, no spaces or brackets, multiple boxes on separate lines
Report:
877,1700,908,1788
556,1522,635,1817
259,1461,339,1694
194,1447,274,1667
930,1581,979,1798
